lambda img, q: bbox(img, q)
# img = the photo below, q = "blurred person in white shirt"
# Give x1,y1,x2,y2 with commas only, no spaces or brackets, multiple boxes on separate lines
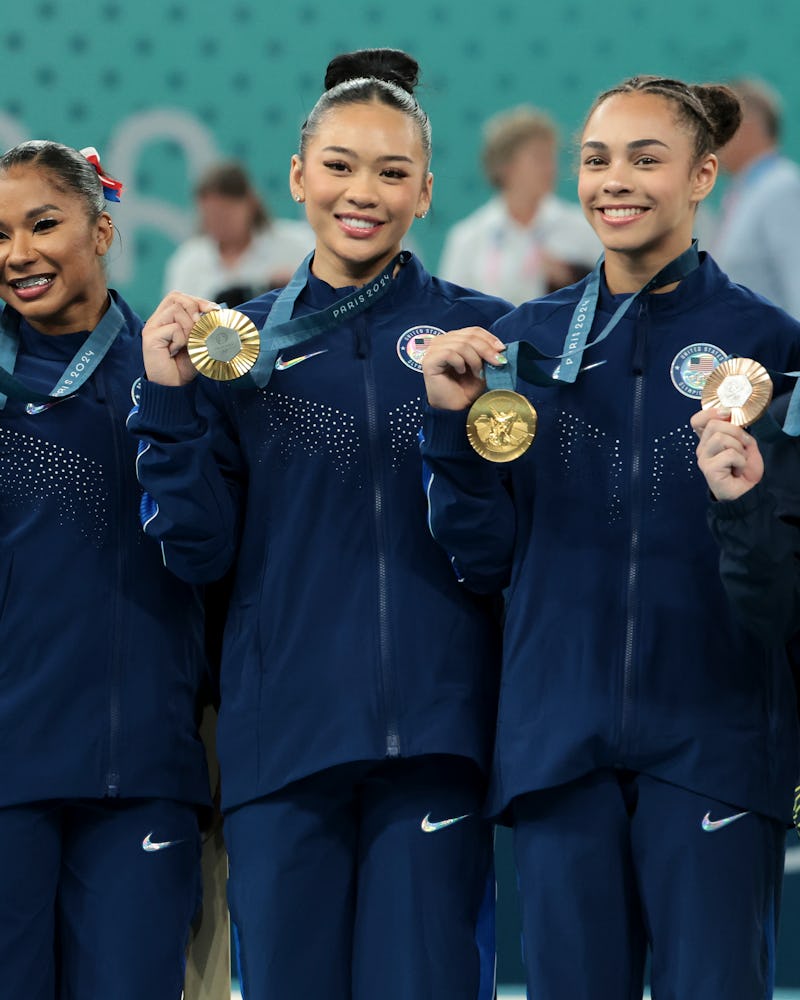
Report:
163,161,313,306
438,105,600,304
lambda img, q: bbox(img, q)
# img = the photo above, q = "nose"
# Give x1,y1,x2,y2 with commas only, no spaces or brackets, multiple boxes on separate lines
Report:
602,165,634,195
5,231,37,268
344,171,379,208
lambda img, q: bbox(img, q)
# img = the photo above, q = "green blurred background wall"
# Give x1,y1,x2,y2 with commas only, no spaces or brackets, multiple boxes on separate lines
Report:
3,0,798,317
4,0,800,986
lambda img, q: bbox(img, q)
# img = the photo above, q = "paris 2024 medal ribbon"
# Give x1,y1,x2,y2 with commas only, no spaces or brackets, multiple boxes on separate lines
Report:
701,357,773,427
187,309,260,381
466,388,538,463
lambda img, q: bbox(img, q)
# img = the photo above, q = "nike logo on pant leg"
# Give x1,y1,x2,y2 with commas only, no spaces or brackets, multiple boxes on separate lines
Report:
421,812,472,833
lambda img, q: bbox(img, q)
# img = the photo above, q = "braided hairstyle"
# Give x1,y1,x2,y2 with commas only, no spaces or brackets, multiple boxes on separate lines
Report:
584,76,742,163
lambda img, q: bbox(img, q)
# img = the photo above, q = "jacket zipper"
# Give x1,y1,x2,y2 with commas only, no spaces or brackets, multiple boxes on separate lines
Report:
98,366,126,795
360,319,400,757
621,302,647,748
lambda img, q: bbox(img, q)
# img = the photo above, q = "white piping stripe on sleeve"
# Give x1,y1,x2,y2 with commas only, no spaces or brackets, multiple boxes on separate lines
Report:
424,468,437,539
135,441,150,481
141,500,159,533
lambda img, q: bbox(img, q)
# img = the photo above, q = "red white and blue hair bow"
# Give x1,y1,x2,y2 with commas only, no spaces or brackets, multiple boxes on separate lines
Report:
80,146,123,202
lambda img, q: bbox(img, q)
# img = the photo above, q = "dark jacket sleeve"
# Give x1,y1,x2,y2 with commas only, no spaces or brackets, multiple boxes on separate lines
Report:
420,404,515,594
708,472,800,643
127,378,245,584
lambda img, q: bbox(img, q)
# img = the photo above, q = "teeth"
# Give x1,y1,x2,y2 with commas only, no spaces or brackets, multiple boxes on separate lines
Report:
13,276,52,289
603,207,645,218
341,217,378,230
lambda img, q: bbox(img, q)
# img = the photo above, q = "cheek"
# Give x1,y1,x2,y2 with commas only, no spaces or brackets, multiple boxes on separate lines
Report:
576,173,593,208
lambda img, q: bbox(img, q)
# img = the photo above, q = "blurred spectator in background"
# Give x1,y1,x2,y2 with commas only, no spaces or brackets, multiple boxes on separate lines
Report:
163,161,313,306
438,105,600,304
712,77,800,319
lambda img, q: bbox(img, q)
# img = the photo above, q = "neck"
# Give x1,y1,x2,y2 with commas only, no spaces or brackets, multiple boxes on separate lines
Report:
503,190,543,227
311,246,403,289
27,290,111,337
741,145,778,173
218,233,252,263
602,243,693,296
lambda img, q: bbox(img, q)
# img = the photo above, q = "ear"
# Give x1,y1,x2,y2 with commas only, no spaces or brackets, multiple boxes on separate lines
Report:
690,153,718,206
415,171,433,218
289,154,305,203
95,212,114,257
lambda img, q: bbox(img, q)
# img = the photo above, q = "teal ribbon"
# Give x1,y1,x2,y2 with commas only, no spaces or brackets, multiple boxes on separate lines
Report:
484,241,701,392
246,251,409,389
0,296,125,411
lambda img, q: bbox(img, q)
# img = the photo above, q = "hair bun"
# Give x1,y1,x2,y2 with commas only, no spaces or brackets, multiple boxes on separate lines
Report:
324,48,420,95
691,83,742,150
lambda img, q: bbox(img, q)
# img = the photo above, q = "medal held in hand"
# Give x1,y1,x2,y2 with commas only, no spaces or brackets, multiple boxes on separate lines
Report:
701,357,773,427
187,309,260,381
466,388,538,463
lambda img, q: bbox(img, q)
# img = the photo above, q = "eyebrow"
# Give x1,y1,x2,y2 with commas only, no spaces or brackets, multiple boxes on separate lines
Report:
0,204,61,229
581,139,670,151
321,145,415,163
27,204,61,217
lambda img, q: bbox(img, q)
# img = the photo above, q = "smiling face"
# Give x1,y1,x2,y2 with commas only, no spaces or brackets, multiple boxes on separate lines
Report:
578,91,717,291
0,164,113,335
290,99,432,288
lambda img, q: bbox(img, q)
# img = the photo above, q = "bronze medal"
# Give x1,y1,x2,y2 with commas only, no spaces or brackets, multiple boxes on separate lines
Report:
187,309,260,381
700,357,773,426
466,389,538,462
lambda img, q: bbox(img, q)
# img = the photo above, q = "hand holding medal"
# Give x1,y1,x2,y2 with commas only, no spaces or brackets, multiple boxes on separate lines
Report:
141,291,224,387
692,357,772,501
421,327,538,462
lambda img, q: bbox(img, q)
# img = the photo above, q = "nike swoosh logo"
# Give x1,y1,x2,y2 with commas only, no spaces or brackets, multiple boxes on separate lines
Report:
701,810,750,832
421,812,471,833
274,349,328,371
142,832,186,852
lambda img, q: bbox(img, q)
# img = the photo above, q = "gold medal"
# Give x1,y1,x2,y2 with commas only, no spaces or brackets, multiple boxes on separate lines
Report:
466,389,538,462
187,309,260,381
701,357,773,426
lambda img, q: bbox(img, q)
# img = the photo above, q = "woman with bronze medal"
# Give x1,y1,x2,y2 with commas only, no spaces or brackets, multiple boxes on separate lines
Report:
421,76,800,998
131,49,512,999
0,142,211,999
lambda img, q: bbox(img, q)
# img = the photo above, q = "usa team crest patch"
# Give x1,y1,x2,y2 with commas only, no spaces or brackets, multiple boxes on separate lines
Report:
397,326,444,372
670,343,728,398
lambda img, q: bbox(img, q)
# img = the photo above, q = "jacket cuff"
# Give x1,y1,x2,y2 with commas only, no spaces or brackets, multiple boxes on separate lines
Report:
422,405,475,455
708,480,773,522
137,379,200,432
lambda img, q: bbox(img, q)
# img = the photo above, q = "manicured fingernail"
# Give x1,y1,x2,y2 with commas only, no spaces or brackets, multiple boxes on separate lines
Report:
494,353,507,365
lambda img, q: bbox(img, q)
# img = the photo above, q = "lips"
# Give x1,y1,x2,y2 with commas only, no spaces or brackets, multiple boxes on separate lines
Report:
597,206,649,225
7,274,55,300
336,215,383,237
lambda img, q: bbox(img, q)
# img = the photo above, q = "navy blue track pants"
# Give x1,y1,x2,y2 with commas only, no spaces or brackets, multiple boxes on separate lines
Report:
512,769,785,1000
225,754,495,1000
0,797,201,1000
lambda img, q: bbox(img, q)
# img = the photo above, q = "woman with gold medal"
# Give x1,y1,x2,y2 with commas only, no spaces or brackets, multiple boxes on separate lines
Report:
131,48,512,1000
420,76,800,998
